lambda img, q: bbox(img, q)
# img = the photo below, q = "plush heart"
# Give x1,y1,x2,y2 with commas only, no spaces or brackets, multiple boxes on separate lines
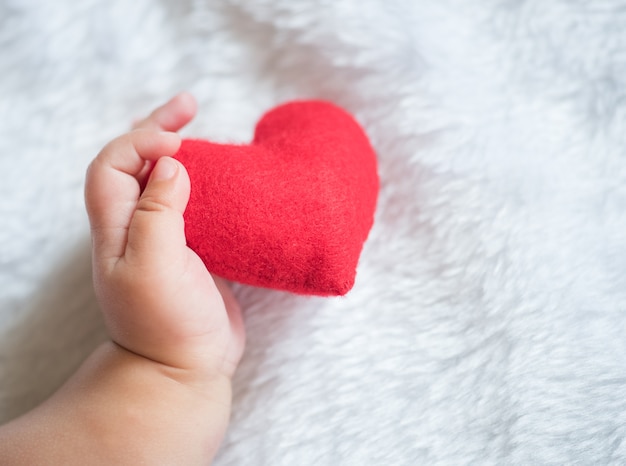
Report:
174,100,379,296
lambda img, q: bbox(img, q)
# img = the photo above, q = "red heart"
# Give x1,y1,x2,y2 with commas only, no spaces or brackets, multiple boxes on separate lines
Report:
174,100,379,296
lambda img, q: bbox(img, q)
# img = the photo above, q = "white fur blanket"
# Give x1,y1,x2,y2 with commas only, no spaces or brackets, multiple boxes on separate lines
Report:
2,1,625,464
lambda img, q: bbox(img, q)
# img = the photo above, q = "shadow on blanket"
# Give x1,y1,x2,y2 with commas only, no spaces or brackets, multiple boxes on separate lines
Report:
0,240,107,423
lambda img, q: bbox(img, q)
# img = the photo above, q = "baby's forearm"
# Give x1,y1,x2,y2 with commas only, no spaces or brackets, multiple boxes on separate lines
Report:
0,342,231,465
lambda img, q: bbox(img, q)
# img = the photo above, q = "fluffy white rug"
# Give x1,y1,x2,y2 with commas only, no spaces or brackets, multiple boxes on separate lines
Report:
1,0,625,464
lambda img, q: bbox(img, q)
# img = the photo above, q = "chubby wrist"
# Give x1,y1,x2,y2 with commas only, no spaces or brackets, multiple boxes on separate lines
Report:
69,341,233,463
0,341,232,465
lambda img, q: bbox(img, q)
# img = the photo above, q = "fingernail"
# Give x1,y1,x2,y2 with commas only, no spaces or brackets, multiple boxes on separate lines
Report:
151,157,178,181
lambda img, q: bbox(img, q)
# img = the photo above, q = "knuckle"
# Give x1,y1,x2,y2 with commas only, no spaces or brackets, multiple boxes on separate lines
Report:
95,135,132,163
136,196,170,214
102,133,130,152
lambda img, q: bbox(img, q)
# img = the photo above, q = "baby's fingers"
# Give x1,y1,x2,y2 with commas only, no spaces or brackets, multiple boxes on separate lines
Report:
124,156,191,270
85,130,181,267
133,93,197,132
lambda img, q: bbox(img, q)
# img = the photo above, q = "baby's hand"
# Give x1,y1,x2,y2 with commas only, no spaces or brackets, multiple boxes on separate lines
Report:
0,94,245,465
86,92,245,377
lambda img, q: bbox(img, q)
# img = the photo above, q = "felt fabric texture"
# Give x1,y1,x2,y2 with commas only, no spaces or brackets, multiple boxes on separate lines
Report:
175,100,379,296
2,1,626,465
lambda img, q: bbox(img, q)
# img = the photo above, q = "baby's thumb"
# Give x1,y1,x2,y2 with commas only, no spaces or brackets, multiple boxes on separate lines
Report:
125,156,190,267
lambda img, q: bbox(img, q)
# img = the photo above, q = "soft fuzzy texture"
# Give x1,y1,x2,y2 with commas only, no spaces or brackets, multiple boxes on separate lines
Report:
1,1,626,464
175,100,379,296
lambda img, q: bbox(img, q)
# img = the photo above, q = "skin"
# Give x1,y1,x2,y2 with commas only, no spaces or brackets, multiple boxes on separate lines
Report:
0,93,246,465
